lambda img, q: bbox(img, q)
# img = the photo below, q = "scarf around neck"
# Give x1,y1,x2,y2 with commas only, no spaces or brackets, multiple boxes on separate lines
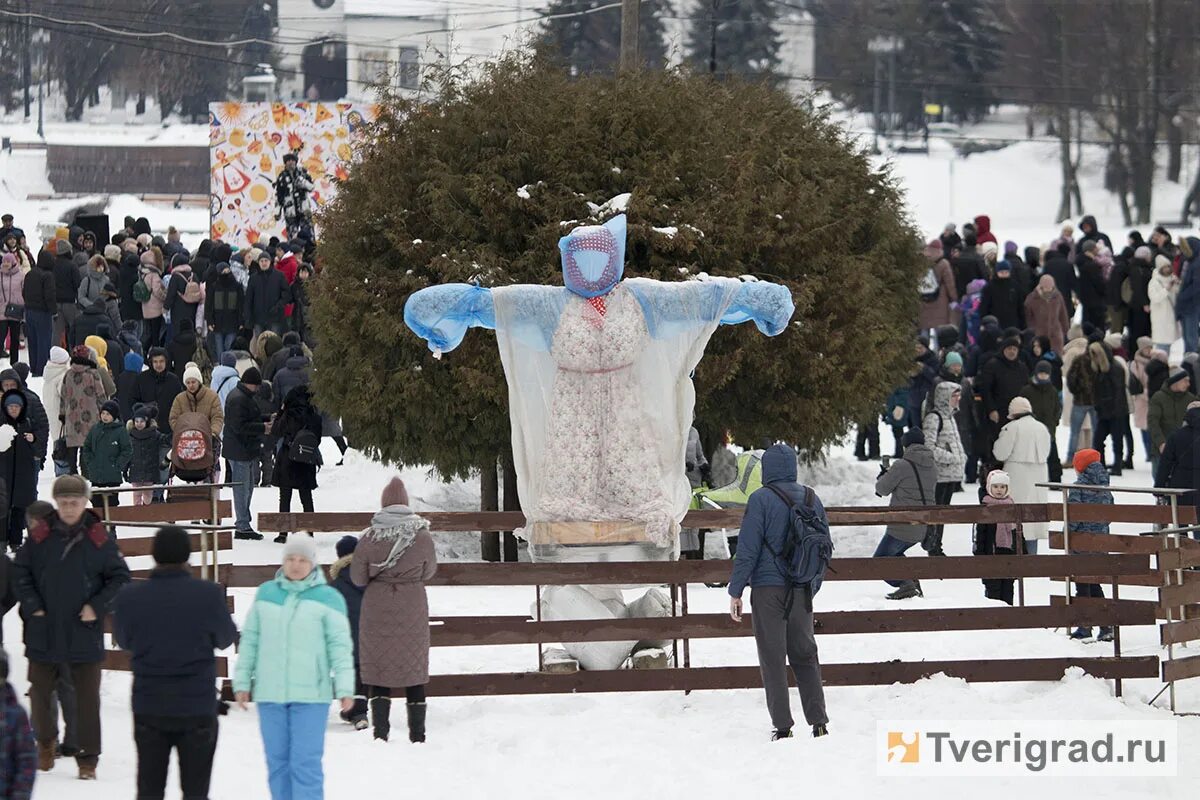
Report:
366,504,429,571
982,493,1020,550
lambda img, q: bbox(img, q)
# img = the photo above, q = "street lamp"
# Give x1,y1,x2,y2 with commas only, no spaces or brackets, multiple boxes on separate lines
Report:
868,35,904,153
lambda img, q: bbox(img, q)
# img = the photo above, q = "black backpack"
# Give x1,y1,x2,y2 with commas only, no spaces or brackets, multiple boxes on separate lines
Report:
763,484,835,611
288,428,323,466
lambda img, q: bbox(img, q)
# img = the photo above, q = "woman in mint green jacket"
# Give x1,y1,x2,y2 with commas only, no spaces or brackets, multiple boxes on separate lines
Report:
234,535,354,800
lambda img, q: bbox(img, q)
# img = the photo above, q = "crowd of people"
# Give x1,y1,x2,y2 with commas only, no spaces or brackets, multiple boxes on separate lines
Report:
867,214,1200,628
1,476,437,796
0,212,349,550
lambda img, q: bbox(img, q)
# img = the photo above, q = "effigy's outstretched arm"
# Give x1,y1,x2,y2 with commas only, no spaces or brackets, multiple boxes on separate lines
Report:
721,280,795,336
626,277,795,339
403,284,496,355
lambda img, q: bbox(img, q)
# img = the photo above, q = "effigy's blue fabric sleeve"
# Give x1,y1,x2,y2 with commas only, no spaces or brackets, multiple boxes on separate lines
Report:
625,277,795,341
403,284,497,354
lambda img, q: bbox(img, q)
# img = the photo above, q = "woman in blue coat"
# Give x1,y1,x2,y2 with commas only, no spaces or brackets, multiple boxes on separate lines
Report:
233,534,354,800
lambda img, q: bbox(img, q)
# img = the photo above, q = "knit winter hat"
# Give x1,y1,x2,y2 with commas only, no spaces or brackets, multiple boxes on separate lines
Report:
1135,245,1153,261
1169,368,1190,386
987,469,1011,488
132,403,156,422
49,346,69,365
0,253,15,268
281,533,317,565
1000,336,1020,350
1008,396,1033,419
944,352,963,368
1035,359,1052,376
103,244,121,262
1137,336,1154,351
1081,240,1098,254
1073,449,1102,474
52,474,90,499
1004,240,1018,254
152,526,192,566
241,366,262,386
219,352,237,368
55,239,72,256
901,429,925,448
183,363,203,385
380,476,410,508
923,239,943,259
335,535,359,559
980,241,999,256
2,391,24,410
100,400,120,420
1104,333,1123,351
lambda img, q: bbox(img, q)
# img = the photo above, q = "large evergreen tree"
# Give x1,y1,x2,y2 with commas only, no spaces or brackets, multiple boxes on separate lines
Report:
685,0,782,77
535,0,671,74
312,55,922,483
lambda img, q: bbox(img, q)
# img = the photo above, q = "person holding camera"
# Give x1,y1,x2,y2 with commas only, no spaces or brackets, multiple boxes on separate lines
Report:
872,428,937,600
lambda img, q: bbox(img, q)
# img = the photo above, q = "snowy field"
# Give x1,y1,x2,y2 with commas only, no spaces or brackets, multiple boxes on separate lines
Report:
4,393,1200,798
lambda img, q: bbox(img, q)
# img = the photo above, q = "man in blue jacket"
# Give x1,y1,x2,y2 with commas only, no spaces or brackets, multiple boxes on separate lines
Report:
113,525,238,800
727,444,829,740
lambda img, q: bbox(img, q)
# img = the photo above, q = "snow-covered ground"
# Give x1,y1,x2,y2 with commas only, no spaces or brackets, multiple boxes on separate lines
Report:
4,375,1198,797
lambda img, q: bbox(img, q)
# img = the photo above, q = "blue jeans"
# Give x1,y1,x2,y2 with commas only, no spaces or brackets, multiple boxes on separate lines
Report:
1181,311,1199,355
26,309,53,377
257,703,328,800
210,330,237,361
1067,404,1096,460
228,459,257,532
872,532,920,588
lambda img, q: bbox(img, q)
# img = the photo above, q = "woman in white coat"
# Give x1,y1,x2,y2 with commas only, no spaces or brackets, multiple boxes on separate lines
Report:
1148,255,1179,352
993,396,1052,553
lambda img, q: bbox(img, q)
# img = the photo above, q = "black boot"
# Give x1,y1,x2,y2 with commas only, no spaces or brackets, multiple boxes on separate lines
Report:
371,697,391,742
407,702,427,743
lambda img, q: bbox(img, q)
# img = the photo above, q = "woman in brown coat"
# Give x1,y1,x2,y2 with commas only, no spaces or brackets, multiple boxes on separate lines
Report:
350,477,438,743
918,239,958,333
1023,274,1070,355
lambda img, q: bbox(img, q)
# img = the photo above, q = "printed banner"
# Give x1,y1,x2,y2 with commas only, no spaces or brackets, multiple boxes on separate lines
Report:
208,101,378,245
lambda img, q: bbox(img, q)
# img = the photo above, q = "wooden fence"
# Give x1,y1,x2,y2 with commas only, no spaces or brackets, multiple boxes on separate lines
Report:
248,503,1190,705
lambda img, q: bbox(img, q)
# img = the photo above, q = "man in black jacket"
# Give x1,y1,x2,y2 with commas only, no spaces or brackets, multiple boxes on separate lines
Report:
25,250,57,377
113,526,237,800
117,249,143,337
224,368,268,539
205,261,245,359
130,348,184,502
12,475,130,779
52,239,81,349
976,337,1031,459
245,257,290,339
1075,241,1108,331
979,261,1025,330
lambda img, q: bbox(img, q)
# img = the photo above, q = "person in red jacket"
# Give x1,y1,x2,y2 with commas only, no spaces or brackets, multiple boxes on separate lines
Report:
973,214,997,246
273,242,301,321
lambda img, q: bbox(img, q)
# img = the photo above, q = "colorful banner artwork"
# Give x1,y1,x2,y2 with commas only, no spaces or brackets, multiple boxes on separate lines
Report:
208,101,378,244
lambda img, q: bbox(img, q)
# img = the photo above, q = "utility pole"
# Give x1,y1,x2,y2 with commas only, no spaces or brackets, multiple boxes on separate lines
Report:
618,0,640,73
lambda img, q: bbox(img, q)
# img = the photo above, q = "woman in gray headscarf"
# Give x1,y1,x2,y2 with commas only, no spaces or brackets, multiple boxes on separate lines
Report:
350,477,437,743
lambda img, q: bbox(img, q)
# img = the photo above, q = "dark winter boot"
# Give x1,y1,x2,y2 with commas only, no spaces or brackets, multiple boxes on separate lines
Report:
886,580,922,600
407,702,427,743
812,724,829,738
1069,627,1093,640
771,728,793,741
1097,626,1115,642
922,528,946,557
371,697,391,742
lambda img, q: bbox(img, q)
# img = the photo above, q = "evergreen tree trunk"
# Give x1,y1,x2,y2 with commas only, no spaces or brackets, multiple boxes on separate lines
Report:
501,449,520,562
480,458,501,562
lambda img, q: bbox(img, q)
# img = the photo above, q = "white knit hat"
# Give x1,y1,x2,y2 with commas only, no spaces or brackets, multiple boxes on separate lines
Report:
987,470,1011,488
183,363,203,385
49,346,69,365
281,533,317,565
1008,396,1033,419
